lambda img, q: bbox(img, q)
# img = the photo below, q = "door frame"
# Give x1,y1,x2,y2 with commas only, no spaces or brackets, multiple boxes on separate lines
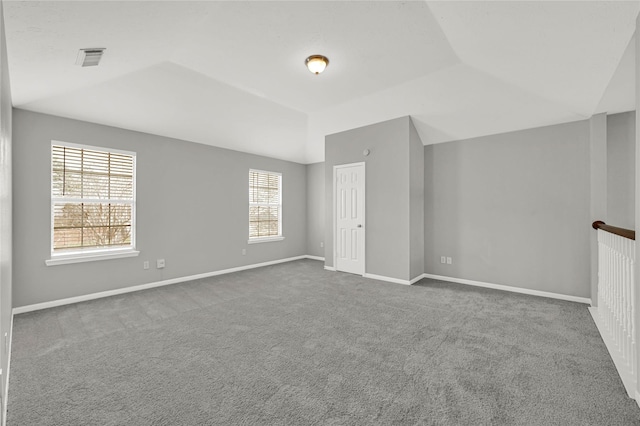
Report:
333,162,366,275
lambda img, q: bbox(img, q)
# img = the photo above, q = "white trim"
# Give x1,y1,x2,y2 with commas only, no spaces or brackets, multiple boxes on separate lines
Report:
636,391,640,408
46,249,140,266
409,274,425,285
589,307,637,398
325,270,421,286
132,151,137,261
333,166,336,271
306,255,325,261
363,272,412,285
2,312,12,426
16,256,309,314
247,236,285,244
422,273,592,304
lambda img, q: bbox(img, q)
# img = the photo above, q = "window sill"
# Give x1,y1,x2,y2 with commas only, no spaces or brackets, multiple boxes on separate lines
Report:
46,249,140,266
247,236,285,244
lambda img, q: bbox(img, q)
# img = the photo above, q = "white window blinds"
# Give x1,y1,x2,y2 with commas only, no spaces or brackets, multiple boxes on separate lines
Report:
51,143,136,252
249,169,282,239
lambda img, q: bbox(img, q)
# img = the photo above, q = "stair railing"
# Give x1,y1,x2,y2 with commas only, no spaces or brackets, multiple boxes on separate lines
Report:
591,220,636,397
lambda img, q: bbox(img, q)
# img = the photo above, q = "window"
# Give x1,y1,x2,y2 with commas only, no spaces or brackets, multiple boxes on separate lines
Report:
47,142,138,265
248,169,283,243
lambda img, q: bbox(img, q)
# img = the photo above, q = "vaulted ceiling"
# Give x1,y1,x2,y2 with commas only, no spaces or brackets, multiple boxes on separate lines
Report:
4,1,638,164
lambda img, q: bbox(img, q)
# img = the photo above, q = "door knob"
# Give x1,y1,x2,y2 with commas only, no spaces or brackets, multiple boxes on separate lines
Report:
357,224,362,228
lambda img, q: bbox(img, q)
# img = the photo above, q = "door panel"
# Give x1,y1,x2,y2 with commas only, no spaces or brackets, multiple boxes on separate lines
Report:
335,164,365,275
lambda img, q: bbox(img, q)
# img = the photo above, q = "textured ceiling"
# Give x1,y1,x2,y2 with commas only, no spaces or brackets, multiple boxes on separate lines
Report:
4,1,638,164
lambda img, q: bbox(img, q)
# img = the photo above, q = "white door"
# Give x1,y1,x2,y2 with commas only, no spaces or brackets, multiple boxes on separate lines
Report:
335,163,365,275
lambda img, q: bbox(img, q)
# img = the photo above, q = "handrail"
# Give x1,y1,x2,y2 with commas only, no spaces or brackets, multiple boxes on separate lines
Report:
592,220,635,241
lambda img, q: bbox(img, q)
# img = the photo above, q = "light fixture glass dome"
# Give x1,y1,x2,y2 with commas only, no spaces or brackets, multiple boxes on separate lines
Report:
305,55,329,74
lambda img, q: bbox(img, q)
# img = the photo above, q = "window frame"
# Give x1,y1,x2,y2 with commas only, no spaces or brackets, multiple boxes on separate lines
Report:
46,141,139,266
248,168,284,244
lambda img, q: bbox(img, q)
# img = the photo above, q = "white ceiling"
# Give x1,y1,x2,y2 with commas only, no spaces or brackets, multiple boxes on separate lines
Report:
4,1,639,164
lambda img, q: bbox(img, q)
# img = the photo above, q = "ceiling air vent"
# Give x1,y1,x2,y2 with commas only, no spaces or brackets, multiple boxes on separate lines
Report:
75,48,106,67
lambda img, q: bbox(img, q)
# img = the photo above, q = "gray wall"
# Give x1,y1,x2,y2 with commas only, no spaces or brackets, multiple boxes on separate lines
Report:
424,120,591,298
325,116,411,281
409,119,424,280
306,162,324,258
13,109,307,307
607,111,635,230
0,1,11,415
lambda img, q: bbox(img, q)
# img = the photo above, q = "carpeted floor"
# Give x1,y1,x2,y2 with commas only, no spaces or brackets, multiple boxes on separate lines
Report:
7,259,640,425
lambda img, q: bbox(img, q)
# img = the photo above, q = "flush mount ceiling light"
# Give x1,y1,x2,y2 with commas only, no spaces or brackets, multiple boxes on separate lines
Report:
75,48,106,67
305,55,329,74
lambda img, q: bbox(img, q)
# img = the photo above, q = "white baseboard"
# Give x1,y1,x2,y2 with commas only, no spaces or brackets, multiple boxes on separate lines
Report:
636,391,640,407
589,307,636,399
422,273,591,305
409,274,425,285
306,255,325,261
13,255,321,315
363,273,413,285
324,268,420,286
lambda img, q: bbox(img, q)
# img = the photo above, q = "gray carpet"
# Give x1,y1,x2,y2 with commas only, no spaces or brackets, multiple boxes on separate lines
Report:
7,259,640,425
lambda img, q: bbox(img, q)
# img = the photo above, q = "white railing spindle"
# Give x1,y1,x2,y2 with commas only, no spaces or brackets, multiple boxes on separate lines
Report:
592,228,636,397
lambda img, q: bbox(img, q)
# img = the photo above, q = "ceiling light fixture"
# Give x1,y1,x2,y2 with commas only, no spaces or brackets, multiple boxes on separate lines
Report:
305,55,329,75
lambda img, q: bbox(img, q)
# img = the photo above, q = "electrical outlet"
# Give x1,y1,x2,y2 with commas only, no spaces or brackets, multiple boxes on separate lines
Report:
440,256,446,264
157,259,165,269
242,249,246,255
143,261,149,270
447,257,452,265
320,242,324,248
